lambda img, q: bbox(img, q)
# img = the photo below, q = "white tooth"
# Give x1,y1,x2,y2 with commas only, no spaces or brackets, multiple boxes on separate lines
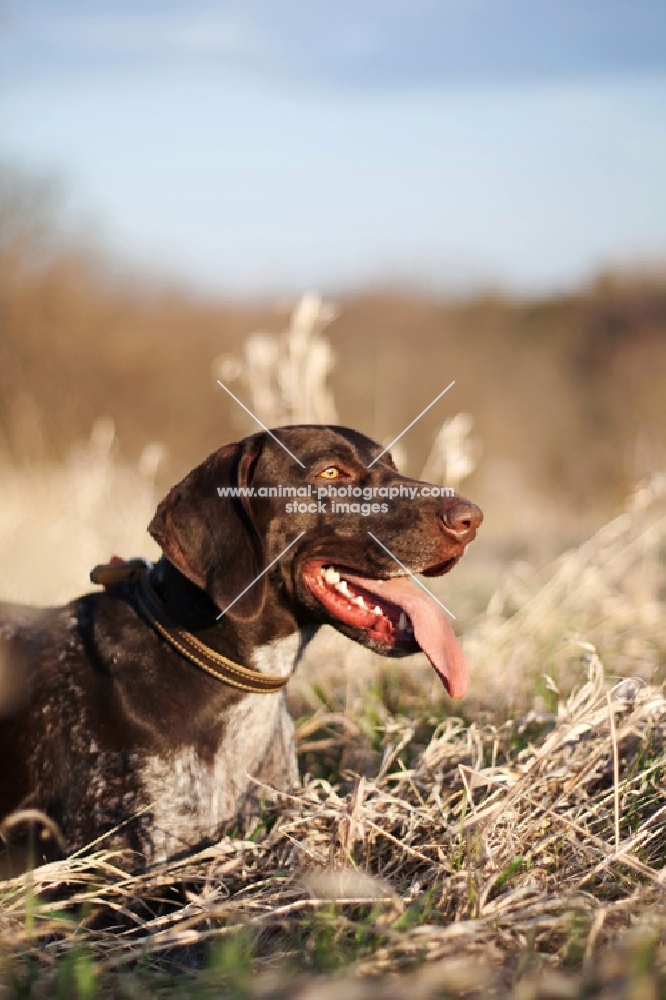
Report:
398,612,407,630
373,606,382,615
336,580,349,595
354,595,366,608
324,568,340,584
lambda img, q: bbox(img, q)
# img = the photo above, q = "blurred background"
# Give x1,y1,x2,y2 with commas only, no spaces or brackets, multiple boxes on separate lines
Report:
0,0,665,617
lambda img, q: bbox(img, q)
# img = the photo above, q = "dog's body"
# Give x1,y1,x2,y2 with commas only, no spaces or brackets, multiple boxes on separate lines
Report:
0,426,481,867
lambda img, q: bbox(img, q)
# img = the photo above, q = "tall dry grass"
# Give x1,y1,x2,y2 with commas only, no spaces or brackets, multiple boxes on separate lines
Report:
0,418,162,605
0,452,664,997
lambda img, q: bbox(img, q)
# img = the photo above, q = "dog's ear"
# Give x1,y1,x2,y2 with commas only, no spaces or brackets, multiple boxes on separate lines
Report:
148,436,266,619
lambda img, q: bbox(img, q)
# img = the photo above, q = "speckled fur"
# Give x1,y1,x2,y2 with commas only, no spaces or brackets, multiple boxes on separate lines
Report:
138,634,306,861
0,426,480,870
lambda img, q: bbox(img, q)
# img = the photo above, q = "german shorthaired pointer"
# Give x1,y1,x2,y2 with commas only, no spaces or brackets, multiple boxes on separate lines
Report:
0,426,481,868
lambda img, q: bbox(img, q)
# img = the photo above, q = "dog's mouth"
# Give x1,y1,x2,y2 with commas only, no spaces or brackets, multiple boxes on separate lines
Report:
302,561,469,699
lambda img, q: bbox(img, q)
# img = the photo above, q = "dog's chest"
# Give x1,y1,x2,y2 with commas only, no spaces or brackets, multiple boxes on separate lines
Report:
136,633,304,859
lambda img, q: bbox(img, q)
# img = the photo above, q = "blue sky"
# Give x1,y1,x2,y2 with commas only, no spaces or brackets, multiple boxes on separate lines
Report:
1,1,665,295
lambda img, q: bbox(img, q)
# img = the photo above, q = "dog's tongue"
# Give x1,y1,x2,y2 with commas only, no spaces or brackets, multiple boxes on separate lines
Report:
343,573,469,698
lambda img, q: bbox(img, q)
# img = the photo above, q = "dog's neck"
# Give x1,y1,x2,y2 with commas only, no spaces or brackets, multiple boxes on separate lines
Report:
150,557,220,631
149,557,314,673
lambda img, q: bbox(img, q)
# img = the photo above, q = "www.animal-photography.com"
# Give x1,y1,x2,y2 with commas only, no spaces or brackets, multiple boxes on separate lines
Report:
1,4,665,998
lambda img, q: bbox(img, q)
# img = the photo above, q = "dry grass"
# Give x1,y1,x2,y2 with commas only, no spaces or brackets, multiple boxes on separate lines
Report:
0,655,664,997
0,468,665,997
0,419,161,606
462,472,666,716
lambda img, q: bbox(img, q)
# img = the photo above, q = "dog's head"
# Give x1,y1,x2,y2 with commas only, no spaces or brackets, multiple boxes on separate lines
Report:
149,426,482,698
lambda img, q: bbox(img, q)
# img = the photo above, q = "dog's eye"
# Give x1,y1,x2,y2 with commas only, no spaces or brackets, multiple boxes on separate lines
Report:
319,467,340,479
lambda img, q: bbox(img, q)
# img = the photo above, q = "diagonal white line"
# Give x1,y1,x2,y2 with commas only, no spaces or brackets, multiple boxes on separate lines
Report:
367,531,456,620
217,532,305,619
367,380,455,468
216,380,305,468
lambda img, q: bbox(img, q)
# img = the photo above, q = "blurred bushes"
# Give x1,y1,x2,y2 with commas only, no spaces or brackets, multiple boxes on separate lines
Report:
1,166,665,529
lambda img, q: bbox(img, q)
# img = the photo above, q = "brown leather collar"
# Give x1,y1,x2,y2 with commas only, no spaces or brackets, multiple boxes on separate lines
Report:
90,558,289,694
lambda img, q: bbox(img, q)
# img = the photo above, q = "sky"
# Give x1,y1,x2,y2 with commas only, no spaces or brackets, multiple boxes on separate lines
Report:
1,1,665,296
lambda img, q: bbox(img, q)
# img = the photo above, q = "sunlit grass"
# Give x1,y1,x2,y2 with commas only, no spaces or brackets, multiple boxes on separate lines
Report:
0,459,665,997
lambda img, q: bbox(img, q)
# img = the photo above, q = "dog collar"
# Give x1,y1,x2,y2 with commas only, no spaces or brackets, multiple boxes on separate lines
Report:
90,558,289,694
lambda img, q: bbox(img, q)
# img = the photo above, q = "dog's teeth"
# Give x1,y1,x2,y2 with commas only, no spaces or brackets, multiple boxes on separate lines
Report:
373,605,382,615
324,568,340,584
354,595,366,608
336,580,349,595
398,612,407,630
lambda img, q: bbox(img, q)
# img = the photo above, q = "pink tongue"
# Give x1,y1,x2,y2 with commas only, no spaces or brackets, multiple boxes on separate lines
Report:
342,573,469,699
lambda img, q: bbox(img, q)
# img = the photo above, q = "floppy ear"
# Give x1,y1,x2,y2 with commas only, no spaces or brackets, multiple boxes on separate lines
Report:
148,436,266,620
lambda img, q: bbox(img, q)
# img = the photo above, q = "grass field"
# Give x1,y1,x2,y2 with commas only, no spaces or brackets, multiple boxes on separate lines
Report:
0,453,665,998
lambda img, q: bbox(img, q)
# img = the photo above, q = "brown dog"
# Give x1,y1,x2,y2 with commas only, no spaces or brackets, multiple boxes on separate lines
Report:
0,426,481,867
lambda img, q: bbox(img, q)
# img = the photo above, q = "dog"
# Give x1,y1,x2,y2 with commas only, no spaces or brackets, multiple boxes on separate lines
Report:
0,425,482,868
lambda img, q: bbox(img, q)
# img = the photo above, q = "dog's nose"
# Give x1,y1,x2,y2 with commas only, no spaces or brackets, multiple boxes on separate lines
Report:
440,497,483,543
